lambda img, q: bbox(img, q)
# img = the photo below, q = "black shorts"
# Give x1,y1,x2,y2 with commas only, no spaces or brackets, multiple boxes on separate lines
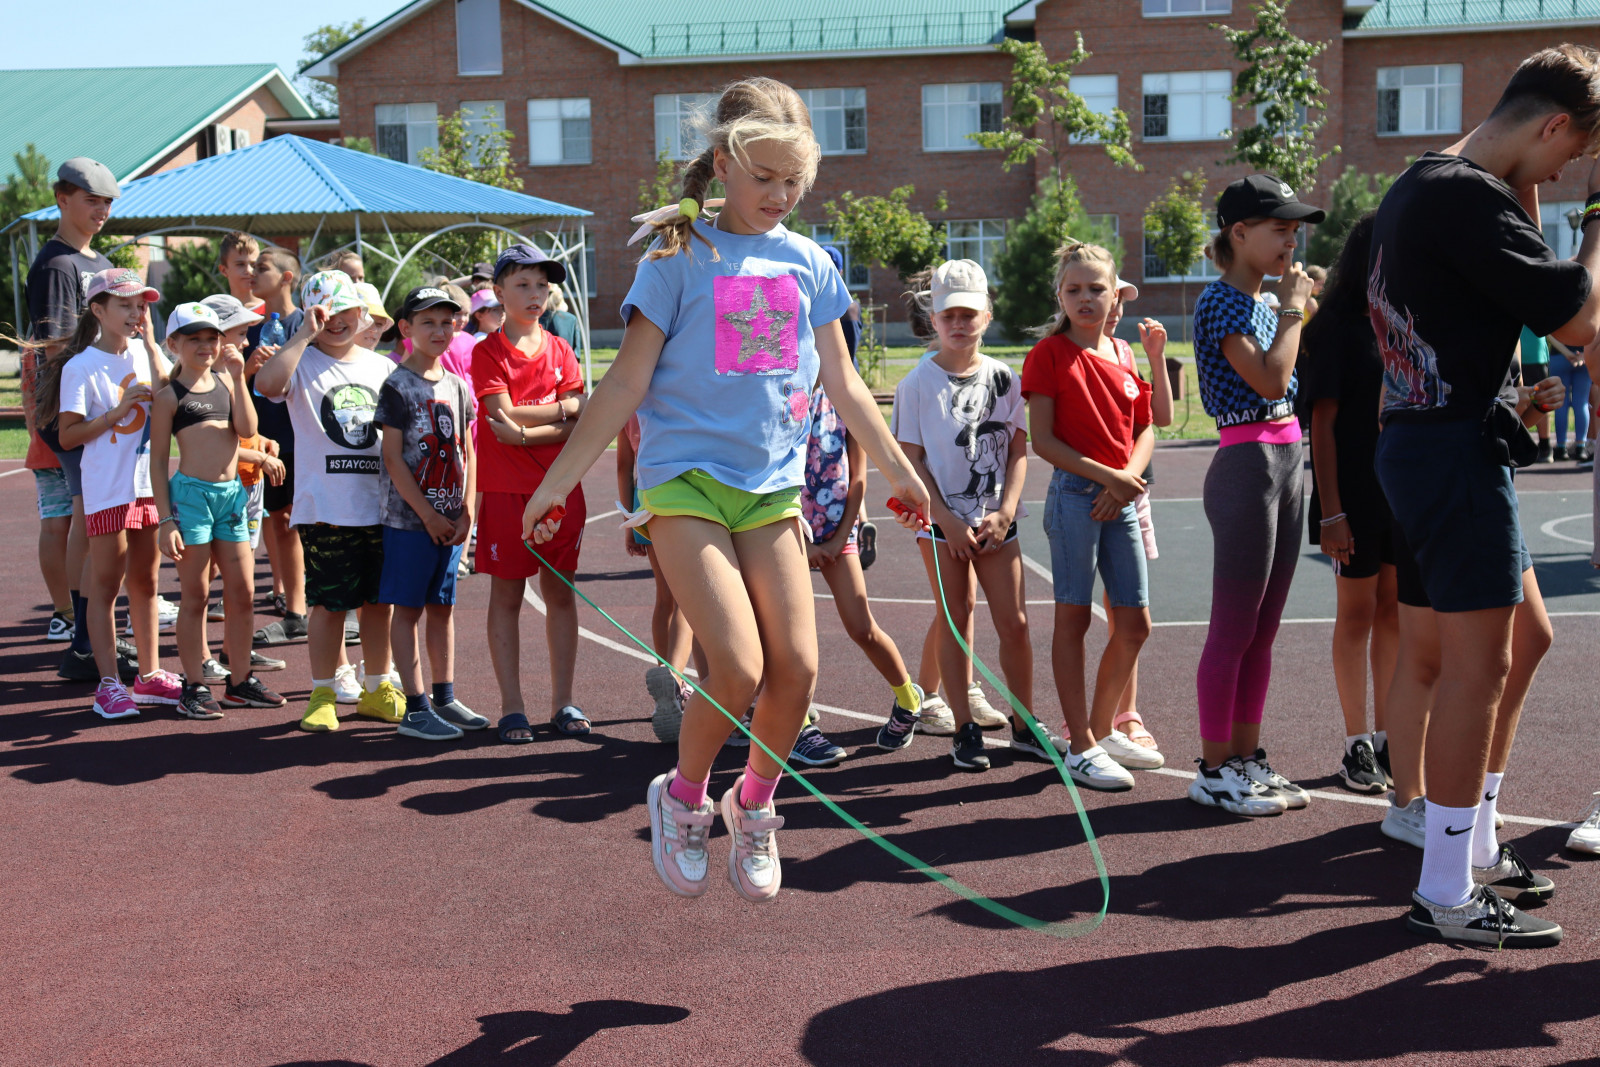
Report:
263,455,295,514
1330,501,1395,580
299,523,383,613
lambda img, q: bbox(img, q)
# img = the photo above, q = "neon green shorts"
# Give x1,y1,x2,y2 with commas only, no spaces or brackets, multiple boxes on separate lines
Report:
638,470,802,536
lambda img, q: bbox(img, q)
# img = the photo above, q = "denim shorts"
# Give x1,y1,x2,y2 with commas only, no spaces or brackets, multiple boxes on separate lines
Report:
33,467,73,519
1041,468,1149,608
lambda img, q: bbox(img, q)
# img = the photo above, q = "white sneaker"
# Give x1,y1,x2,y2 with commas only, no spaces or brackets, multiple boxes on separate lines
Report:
1100,728,1165,769
157,595,179,632
1188,757,1287,816
1243,748,1309,809
1065,745,1136,791
1566,792,1600,855
332,663,361,704
1381,792,1426,848
966,683,1008,728
915,694,956,735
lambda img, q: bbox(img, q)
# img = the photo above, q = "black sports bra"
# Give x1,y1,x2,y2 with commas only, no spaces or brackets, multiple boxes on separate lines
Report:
171,376,232,434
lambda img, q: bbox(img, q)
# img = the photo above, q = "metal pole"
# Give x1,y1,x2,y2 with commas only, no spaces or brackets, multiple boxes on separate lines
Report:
354,215,363,257
578,223,591,390
10,233,24,338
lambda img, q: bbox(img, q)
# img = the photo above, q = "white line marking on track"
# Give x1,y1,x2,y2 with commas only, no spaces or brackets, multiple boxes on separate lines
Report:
585,509,620,525
1539,513,1593,547
1020,550,1107,621
0,466,30,480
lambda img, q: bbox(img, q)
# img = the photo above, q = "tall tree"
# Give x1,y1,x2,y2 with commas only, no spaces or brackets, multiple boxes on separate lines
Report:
991,176,1122,341
1143,172,1211,341
1307,165,1396,266
1215,0,1337,193
0,146,54,331
822,186,948,281
418,106,523,273
298,20,369,117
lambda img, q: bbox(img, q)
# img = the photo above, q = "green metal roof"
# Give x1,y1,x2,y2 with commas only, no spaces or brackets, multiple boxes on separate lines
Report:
0,64,315,185
1352,0,1600,32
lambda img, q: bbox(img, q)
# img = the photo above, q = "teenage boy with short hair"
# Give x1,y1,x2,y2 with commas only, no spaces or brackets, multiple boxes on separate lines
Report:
1372,43,1600,948
471,245,589,741
217,232,262,313
376,287,487,740
256,271,405,732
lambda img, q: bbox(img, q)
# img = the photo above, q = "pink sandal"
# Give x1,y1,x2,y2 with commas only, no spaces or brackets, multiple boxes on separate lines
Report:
1113,709,1159,749
1102,709,1165,769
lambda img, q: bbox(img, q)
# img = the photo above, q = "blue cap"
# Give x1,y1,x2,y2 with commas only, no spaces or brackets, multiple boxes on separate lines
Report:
819,244,845,274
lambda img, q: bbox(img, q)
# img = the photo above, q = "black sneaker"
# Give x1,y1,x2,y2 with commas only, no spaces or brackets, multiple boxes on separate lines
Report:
270,592,287,616
1374,738,1392,786
116,636,138,660
221,674,287,708
46,611,74,642
1406,885,1562,948
57,648,138,684
220,649,287,672
201,658,230,684
1538,439,1554,463
283,612,308,640
176,682,225,720
950,722,990,771
876,703,919,751
1472,843,1555,905
1339,739,1387,794
857,521,878,571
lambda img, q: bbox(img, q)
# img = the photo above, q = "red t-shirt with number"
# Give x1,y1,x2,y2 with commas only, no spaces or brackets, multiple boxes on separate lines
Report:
1021,334,1152,470
470,328,583,493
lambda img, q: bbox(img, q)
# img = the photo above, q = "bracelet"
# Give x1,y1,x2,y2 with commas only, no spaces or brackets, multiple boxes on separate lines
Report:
1583,201,1600,230
1279,307,1306,320
1319,512,1347,526
518,424,526,445
158,515,177,526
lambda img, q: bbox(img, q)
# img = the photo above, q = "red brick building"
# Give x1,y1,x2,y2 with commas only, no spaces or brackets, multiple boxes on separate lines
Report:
304,0,1600,334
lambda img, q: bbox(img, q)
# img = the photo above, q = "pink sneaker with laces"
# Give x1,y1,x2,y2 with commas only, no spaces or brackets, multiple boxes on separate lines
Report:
132,669,183,706
648,770,715,897
93,679,140,720
719,774,786,903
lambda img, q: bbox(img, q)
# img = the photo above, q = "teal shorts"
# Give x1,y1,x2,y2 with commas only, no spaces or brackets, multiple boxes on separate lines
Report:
170,471,249,545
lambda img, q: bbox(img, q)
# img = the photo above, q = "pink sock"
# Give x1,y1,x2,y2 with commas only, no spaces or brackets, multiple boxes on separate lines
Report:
667,765,708,808
739,765,781,809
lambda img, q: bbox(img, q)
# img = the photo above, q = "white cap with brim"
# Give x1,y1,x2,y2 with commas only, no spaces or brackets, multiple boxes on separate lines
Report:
931,259,990,313
1115,277,1139,301
166,302,223,336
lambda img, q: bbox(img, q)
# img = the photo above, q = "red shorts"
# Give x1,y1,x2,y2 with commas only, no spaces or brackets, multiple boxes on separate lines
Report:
476,488,585,579
87,496,159,537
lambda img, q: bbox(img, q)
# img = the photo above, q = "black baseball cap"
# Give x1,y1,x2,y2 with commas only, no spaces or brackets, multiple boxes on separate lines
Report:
1216,174,1326,229
380,286,461,343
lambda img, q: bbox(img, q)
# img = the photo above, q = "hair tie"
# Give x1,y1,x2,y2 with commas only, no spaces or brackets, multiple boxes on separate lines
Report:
679,198,700,220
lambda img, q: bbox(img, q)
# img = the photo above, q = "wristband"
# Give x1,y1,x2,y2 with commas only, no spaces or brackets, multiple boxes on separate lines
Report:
158,515,177,526
1319,512,1347,526
519,424,526,445
1279,307,1305,320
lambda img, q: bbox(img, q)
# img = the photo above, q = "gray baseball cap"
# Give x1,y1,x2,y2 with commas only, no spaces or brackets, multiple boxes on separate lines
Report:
57,157,120,199
201,293,264,332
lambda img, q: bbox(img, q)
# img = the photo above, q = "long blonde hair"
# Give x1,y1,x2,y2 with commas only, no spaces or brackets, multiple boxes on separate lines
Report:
4,294,112,427
648,77,820,261
1041,241,1118,337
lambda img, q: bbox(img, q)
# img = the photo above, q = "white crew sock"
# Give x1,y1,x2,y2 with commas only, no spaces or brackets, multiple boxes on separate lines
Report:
1418,800,1478,908
364,669,390,693
1345,732,1371,755
311,676,335,691
1472,772,1505,868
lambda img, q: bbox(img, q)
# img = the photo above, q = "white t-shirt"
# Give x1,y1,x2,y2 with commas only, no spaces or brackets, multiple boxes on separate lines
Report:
891,354,1028,528
275,345,393,527
59,343,156,514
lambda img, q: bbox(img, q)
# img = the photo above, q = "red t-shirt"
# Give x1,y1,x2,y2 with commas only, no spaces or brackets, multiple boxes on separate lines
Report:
1021,334,1152,470
470,328,584,493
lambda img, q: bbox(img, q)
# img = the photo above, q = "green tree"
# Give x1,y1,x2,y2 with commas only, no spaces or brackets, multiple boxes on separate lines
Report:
822,186,949,280
156,239,220,323
991,176,1122,341
338,136,376,155
1307,165,1395,266
638,148,679,214
0,145,54,332
298,20,368,117
970,35,1139,181
1215,0,1337,193
418,106,523,274
1143,171,1211,341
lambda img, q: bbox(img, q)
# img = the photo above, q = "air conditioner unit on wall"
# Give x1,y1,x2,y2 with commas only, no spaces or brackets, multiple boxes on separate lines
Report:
208,124,233,156
232,129,251,150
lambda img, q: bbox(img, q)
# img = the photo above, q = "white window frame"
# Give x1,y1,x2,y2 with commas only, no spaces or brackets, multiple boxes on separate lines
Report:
1143,0,1230,15
945,219,1008,277
809,226,871,291
527,98,591,166
1376,64,1463,137
375,102,438,166
455,0,503,76
1087,213,1120,236
921,82,1003,153
797,88,868,156
1070,74,1119,145
1142,71,1232,143
1143,230,1221,283
654,93,718,160
1254,99,1309,131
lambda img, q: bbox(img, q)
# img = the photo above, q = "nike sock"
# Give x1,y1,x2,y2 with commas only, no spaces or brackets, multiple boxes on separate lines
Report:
667,765,708,808
891,679,922,713
432,682,455,706
405,693,430,717
70,591,92,655
1472,772,1504,868
1345,732,1371,756
1418,800,1477,908
739,765,781,809
311,676,335,692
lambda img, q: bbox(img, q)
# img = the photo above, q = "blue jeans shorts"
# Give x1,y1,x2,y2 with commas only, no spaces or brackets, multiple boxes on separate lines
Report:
378,526,463,608
1042,468,1149,608
34,468,73,519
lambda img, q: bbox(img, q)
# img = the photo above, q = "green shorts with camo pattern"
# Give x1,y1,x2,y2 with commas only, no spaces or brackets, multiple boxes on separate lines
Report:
300,523,384,613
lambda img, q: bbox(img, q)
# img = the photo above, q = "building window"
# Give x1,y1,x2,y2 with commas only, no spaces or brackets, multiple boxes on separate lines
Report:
1377,65,1462,136
1143,0,1230,13
797,88,867,155
922,83,1003,152
1542,200,1587,259
147,235,167,263
946,219,1008,277
1143,231,1221,283
375,103,439,165
1087,213,1120,236
528,98,591,165
1254,100,1308,130
456,0,502,76
810,226,871,290
654,93,718,159
1142,71,1232,142
1069,75,1119,144
461,101,504,165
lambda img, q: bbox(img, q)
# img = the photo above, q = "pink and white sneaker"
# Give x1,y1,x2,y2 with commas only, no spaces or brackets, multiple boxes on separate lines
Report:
93,679,140,720
131,669,183,706
647,770,715,897
719,774,786,903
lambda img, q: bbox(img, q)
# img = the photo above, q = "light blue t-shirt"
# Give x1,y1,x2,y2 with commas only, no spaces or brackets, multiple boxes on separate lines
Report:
622,220,853,494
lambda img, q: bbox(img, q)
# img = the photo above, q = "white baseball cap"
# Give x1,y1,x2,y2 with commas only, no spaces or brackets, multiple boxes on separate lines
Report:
166,301,223,336
931,259,990,313
1115,277,1139,301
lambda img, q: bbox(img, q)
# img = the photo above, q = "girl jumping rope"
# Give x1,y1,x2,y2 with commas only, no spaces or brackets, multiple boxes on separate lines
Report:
523,78,928,902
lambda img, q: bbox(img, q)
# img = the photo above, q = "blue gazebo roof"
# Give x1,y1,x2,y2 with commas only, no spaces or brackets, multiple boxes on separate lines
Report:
14,134,590,236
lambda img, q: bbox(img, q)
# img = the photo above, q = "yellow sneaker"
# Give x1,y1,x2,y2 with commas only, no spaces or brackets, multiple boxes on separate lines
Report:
300,686,340,732
356,680,405,723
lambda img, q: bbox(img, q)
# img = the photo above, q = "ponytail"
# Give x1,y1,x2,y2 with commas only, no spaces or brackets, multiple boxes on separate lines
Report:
1040,241,1118,337
3,295,110,427
647,148,718,261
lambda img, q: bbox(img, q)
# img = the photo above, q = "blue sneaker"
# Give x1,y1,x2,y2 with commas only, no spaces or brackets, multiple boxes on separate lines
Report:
396,703,465,741
876,684,923,751
790,723,847,766
434,698,489,730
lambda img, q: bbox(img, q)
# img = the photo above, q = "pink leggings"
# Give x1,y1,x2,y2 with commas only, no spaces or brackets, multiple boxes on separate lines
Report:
1195,431,1304,743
